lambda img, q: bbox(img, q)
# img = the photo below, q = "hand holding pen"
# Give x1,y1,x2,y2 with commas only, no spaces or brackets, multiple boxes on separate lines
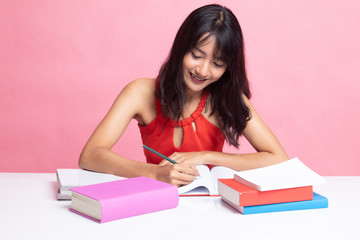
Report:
143,145,199,186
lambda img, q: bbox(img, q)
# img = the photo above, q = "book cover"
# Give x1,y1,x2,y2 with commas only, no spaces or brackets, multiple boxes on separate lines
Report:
69,177,179,223
218,178,313,206
56,169,124,200
222,192,328,214
234,158,326,191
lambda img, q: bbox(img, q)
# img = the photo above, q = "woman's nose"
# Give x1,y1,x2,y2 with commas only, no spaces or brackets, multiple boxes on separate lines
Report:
195,61,210,79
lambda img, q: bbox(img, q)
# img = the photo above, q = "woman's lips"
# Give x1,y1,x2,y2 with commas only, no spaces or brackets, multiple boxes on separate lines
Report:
190,72,207,83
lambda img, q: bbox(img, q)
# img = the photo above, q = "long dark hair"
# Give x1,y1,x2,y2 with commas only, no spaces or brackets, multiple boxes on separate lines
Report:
156,4,251,148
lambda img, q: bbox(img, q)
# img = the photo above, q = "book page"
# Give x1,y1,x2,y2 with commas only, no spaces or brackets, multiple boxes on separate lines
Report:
178,165,214,195
210,166,238,194
234,158,326,191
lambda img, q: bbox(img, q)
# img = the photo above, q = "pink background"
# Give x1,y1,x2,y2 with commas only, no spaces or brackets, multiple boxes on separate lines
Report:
0,0,359,175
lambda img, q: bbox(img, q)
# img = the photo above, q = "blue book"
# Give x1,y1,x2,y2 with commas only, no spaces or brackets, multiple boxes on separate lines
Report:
222,192,328,214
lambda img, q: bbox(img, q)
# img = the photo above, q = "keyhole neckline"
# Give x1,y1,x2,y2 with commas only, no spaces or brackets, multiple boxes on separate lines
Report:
155,91,208,127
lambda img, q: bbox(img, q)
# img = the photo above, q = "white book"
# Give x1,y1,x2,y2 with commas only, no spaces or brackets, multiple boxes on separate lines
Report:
234,157,326,191
56,169,124,200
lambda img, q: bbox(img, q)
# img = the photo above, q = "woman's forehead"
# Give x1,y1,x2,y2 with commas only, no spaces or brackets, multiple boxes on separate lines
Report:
194,34,224,59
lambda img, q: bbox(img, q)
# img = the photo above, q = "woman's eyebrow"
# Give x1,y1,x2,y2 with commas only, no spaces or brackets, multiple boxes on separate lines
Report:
194,46,223,61
214,56,224,61
194,47,206,55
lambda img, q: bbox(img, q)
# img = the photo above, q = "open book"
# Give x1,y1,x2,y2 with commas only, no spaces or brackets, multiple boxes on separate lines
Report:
178,165,237,196
57,166,237,199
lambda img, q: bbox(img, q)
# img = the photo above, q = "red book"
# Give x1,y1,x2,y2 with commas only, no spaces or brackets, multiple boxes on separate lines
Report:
218,179,313,207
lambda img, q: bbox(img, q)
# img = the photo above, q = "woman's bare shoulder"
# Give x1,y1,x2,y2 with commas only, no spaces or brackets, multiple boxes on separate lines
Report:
126,78,156,92
117,78,156,102
110,78,155,108
116,78,157,125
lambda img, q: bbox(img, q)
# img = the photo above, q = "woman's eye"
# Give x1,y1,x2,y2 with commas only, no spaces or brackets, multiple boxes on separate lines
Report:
191,51,200,59
214,61,225,67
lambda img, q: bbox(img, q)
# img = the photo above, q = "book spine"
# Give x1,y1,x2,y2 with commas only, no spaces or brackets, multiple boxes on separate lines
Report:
241,186,313,206
219,179,313,207
241,193,328,215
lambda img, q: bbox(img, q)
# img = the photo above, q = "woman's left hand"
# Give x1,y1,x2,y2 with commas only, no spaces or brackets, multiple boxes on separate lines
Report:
167,151,209,166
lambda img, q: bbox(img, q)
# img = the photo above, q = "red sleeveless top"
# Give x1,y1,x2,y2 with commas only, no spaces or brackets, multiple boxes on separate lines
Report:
138,90,225,164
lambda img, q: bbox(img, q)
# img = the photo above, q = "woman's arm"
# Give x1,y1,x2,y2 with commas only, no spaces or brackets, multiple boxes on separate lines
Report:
79,78,198,185
168,95,288,171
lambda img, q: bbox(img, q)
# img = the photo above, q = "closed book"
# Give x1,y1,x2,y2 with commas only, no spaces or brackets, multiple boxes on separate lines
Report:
56,169,124,200
234,158,326,191
69,177,179,223
222,192,328,214
218,178,313,207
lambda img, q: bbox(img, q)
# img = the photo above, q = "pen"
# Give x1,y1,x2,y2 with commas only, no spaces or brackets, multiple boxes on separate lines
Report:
142,145,178,164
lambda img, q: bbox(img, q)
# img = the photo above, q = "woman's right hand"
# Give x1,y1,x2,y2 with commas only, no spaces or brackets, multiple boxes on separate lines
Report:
154,160,199,186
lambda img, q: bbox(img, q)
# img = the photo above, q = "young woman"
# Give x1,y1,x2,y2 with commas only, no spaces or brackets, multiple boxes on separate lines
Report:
79,4,288,186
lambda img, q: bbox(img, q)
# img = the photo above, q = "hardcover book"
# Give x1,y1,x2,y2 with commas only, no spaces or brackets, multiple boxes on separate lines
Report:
222,192,328,214
218,178,313,206
69,177,179,223
56,169,124,200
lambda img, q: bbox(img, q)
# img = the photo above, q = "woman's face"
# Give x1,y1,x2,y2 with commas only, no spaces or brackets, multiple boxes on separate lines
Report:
182,35,227,96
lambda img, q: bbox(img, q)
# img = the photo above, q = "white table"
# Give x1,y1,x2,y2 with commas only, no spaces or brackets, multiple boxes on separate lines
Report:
1,173,359,240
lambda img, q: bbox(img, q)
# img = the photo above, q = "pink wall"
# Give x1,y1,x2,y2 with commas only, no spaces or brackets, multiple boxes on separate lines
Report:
0,0,359,175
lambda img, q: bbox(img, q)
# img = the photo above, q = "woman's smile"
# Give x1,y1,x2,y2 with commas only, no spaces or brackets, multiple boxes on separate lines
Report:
190,72,208,83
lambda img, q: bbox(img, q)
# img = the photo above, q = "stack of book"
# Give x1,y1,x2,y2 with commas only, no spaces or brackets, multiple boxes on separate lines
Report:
218,158,328,214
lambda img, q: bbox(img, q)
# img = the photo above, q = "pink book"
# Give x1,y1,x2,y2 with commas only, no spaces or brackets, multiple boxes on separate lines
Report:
69,177,179,223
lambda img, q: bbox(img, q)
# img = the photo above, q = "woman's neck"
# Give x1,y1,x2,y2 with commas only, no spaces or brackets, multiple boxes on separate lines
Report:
185,89,203,103
179,90,203,120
